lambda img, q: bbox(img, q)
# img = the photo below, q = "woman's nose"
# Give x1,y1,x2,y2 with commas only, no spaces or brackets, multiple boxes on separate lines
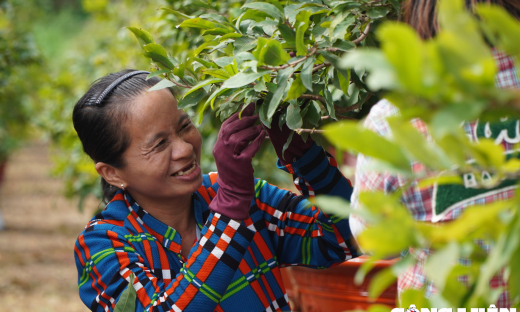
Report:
170,136,193,160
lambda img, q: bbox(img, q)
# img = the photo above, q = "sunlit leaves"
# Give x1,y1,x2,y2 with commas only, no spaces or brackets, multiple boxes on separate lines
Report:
242,2,285,21
323,121,411,171
221,70,270,89
126,27,154,47
178,18,216,30
376,23,424,95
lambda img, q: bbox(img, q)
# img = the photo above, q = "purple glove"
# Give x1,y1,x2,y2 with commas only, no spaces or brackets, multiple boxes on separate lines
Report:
263,110,314,166
209,104,266,220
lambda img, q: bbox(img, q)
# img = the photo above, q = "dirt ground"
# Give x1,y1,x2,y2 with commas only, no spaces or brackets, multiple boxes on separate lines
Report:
0,142,98,312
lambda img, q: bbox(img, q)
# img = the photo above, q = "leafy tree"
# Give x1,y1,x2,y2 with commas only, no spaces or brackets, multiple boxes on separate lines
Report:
128,0,401,150
0,0,42,160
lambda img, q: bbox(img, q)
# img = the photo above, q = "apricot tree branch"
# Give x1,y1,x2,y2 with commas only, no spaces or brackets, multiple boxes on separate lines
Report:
298,94,326,103
352,22,372,44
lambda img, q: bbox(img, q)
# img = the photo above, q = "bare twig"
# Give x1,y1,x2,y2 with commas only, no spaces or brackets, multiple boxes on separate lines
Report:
259,47,318,71
321,115,358,120
335,103,360,113
298,94,326,103
312,62,331,73
170,79,192,89
294,128,326,134
352,22,372,45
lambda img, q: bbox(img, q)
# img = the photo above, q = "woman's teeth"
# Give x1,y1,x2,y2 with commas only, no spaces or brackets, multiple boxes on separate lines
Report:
173,161,197,176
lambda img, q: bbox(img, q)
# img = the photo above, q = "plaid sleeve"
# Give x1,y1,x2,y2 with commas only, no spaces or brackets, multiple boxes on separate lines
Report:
252,178,360,268
276,142,353,200
74,212,254,312
252,144,360,268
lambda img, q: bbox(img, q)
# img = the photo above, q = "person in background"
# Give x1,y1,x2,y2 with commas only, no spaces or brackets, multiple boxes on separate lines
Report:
349,0,520,308
72,69,359,312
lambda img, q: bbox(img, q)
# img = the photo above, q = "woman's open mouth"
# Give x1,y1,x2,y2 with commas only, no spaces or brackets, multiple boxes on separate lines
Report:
171,160,199,177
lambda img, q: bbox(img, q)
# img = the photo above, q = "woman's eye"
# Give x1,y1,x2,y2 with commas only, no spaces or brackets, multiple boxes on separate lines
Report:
181,121,192,130
155,139,166,149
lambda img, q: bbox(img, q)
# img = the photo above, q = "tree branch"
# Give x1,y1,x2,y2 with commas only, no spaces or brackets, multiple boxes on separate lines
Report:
312,62,331,73
170,79,192,89
335,103,360,113
352,22,372,45
298,94,326,103
294,128,326,134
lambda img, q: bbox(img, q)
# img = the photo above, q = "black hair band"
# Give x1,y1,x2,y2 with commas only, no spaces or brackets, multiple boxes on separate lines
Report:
93,70,150,105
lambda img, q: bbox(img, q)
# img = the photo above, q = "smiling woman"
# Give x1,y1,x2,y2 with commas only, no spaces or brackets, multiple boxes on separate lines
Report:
72,69,360,312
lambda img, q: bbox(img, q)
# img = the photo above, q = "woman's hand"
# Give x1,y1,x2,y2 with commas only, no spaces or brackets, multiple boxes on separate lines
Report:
262,110,314,166
209,104,266,220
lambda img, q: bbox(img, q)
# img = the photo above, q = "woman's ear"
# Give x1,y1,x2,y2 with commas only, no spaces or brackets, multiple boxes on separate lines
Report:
95,162,125,188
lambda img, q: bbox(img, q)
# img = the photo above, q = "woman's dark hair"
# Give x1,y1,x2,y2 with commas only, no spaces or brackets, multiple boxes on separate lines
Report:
404,0,520,39
73,69,164,203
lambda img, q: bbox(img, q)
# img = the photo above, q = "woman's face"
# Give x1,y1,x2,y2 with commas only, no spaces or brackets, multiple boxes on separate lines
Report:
116,88,203,206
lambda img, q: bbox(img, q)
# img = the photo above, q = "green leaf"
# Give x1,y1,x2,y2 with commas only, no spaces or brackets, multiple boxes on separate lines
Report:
142,52,175,70
278,22,296,46
207,86,229,110
323,85,336,120
475,4,520,58
423,242,460,292
193,57,217,69
214,57,234,68
400,289,431,311
179,18,216,30
182,78,224,99
387,118,449,170
266,0,284,14
366,6,391,19
320,51,350,83
336,69,350,96
221,70,270,89
260,39,290,66
340,48,398,91
159,8,193,20
268,67,295,119
306,101,321,127
252,37,269,64
286,101,303,129
295,10,311,56
143,43,168,57
148,79,175,92
202,28,231,36
178,89,206,109
332,39,356,52
202,68,231,79
314,195,353,219
242,2,285,21
254,78,267,92
146,70,169,80
368,268,397,300
301,56,315,92
126,27,154,47
281,131,294,160
323,121,411,170
194,40,218,56
113,273,136,312
285,75,307,101
377,23,424,94
219,33,242,42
